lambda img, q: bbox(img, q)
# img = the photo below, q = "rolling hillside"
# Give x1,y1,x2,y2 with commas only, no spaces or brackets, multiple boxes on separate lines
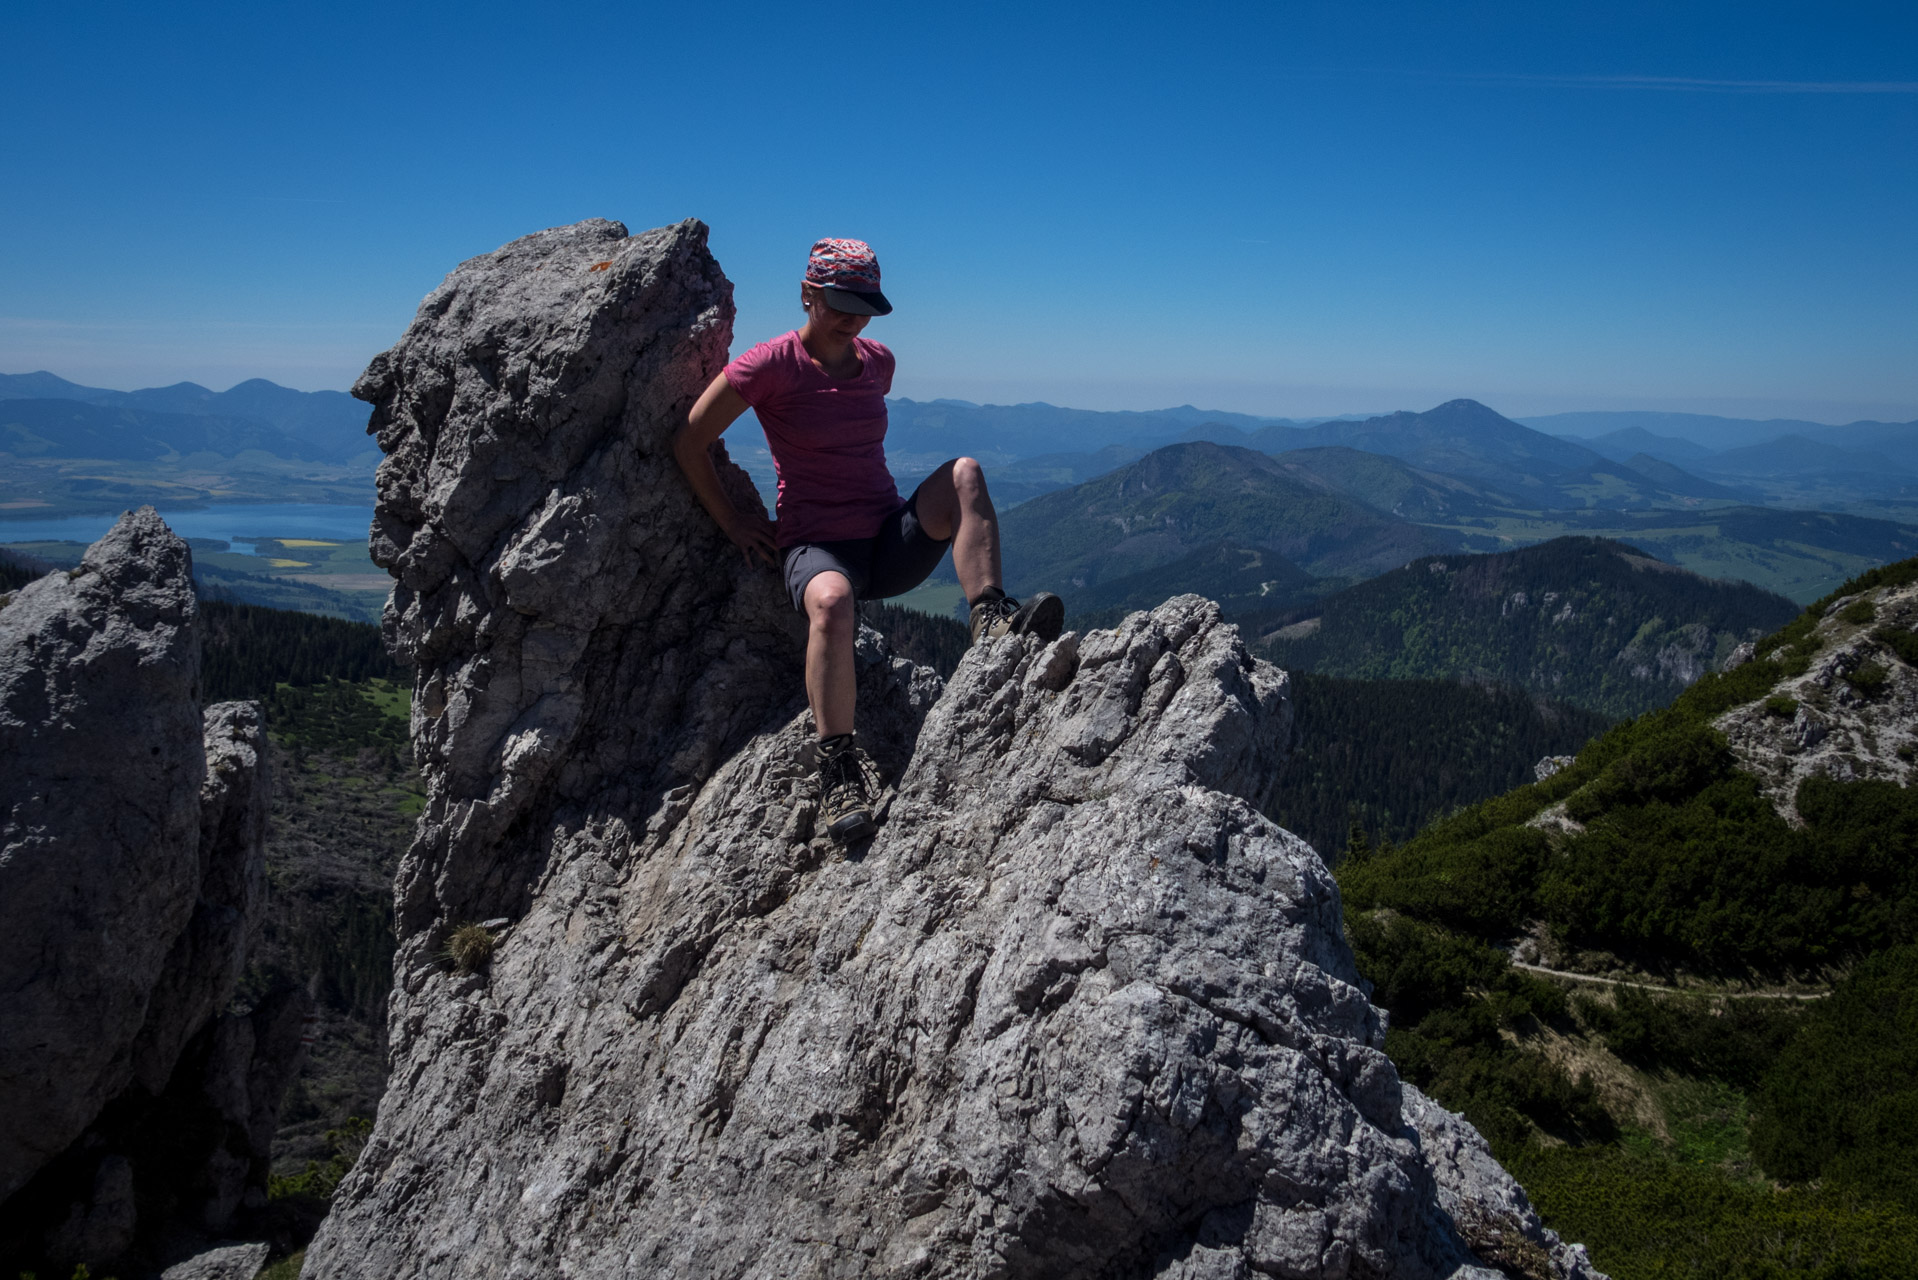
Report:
1335,556,1918,1277
997,440,1458,594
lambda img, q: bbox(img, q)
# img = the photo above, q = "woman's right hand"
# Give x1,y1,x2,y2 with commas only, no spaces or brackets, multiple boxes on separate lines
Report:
722,509,779,568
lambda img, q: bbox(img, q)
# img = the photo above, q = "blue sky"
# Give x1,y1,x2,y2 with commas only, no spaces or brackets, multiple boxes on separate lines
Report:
2,0,1913,421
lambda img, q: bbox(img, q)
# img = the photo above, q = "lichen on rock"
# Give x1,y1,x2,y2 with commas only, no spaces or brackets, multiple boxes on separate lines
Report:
305,218,1603,1279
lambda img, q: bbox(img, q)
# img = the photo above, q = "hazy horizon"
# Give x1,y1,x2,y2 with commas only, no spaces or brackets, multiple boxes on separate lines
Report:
8,363,1913,430
4,2,1912,426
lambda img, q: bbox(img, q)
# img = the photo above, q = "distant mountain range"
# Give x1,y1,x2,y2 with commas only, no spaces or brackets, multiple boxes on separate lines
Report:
1524,409,1918,456
899,399,1918,515
9,367,1918,612
1254,399,1719,511
882,398,1297,462
1523,409,1918,506
914,398,1762,513
0,371,374,465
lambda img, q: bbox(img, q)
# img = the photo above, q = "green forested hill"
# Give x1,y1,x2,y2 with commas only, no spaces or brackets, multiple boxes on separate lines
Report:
202,599,405,700
998,439,1457,594
195,603,416,1221
1338,556,1918,1277
1268,673,1610,856
0,549,37,594
1065,539,1325,626
1264,536,1799,718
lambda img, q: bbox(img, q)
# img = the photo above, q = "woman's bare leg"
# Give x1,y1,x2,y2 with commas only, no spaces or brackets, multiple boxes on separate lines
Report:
912,456,1000,602
803,571,858,739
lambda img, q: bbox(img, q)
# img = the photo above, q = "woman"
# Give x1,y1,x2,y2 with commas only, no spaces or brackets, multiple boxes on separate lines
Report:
674,237,1062,844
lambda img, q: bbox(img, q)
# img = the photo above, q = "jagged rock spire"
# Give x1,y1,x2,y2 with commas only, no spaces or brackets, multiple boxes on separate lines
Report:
0,508,291,1270
307,220,1602,1279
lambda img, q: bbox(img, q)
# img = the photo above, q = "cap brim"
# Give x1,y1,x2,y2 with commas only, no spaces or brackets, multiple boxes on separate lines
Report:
819,286,892,316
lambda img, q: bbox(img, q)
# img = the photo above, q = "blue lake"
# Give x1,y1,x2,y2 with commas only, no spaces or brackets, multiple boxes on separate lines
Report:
0,503,376,557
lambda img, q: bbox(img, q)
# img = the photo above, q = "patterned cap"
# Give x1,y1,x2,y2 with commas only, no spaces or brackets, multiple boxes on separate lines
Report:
804,238,892,315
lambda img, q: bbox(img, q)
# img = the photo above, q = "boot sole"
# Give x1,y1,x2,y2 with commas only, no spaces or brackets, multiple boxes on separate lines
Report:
827,809,878,844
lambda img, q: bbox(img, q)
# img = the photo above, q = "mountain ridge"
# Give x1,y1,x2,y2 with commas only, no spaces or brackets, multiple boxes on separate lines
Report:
0,370,373,463
1254,399,1727,510
1263,536,1800,718
998,438,1459,592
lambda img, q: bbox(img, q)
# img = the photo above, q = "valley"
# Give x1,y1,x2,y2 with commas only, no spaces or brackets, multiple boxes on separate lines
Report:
8,366,1918,1280
1335,558,1918,1275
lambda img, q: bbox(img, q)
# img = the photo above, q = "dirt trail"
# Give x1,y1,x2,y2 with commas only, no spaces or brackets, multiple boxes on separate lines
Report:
1509,959,1829,1000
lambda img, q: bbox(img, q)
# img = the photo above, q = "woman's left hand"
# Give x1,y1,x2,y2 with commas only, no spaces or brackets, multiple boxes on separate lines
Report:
723,509,779,568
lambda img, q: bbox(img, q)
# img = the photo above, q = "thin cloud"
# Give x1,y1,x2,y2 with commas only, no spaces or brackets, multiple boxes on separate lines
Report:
1466,71,1918,94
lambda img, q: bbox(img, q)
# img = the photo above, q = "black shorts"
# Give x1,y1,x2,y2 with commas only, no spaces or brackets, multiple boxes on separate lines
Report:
782,494,952,611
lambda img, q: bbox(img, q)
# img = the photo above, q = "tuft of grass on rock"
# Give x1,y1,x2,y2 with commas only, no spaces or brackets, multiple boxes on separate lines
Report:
443,923,497,974
1846,660,1891,697
1874,624,1918,667
257,1252,305,1280
1840,598,1878,626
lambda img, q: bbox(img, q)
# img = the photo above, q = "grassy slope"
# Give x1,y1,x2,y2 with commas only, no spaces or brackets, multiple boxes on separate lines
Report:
1337,557,1918,1278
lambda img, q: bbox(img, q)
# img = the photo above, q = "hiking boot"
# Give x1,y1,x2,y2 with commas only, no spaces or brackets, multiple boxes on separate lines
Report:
816,733,880,844
969,591,1065,645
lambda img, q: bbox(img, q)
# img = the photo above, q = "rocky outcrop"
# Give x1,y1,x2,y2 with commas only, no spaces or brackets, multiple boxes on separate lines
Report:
162,1241,271,1280
1615,620,1715,687
305,218,1601,1278
0,509,208,1199
1718,578,1918,821
1533,756,1575,784
0,509,302,1273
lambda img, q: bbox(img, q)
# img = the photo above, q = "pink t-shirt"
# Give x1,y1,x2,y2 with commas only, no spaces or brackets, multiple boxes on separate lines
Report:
724,330,901,547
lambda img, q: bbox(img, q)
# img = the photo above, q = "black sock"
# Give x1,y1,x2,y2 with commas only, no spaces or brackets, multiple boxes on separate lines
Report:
969,585,1007,610
817,732,855,759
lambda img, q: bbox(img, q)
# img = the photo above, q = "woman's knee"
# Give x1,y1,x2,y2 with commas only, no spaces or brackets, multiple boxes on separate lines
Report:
952,455,988,502
804,574,856,630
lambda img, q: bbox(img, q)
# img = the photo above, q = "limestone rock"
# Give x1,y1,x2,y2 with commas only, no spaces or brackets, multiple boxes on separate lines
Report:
161,1240,271,1280
1532,755,1575,784
1616,619,1715,686
1717,576,1918,821
0,507,206,1201
1404,1087,1597,1280
131,701,275,1096
304,219,1602,1279
0,510,296,1273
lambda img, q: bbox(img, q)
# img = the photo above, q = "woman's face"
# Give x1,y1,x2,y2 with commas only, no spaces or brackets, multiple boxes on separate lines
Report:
802,286,871,339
